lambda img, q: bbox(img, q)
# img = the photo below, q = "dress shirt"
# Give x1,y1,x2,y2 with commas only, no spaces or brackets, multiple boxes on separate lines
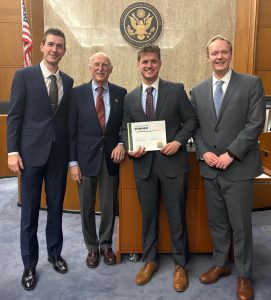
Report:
92,81,110,124
141,78,159,113
212,68,232,97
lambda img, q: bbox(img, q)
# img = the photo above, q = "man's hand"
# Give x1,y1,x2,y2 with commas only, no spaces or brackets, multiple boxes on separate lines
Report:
69,165,82,184
215,152,234,169
128,146,146,158
8,154,24,174
161,141,180,156
202,152,219,167
111,144,125,163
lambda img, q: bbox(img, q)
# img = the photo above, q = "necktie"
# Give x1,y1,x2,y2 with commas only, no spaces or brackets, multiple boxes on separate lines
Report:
49,75,58,113
214,80,224,116
96,86,105,129
146,86,155,121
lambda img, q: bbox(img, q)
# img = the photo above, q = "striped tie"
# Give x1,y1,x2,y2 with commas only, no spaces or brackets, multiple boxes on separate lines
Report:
96,86,105,129
214,80,224,117
146,86,155,121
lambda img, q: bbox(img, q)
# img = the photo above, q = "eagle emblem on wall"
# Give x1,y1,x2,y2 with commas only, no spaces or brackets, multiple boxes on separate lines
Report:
120,2,163,48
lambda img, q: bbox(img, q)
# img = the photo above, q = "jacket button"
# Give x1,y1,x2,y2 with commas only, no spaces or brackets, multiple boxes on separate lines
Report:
214,145,217,148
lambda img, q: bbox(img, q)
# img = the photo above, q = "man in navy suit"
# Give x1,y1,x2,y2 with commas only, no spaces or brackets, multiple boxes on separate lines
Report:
7,28,73,290
121,45,197,292
69,52,127,268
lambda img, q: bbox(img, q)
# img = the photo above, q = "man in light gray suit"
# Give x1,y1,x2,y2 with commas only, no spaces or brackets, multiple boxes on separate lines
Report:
191,35,266,300
122,45,197,292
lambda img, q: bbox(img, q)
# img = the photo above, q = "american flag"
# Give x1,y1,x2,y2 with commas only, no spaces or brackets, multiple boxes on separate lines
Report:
21,0,32,67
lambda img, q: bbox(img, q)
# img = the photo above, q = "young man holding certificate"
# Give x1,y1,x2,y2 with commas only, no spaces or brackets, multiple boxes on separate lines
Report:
121,45,197,292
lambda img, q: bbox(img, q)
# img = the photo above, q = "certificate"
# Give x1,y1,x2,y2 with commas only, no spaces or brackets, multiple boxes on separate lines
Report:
127,120,167,152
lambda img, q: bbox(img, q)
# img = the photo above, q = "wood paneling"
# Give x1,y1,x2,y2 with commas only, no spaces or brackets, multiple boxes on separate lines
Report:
257,0,271,27
0,68,18,101
255,71,271,95
116,153,213,262
255,28,271,69
0,0,43,101
0,23,23,65
0,115,14,177
0,1,21,23
234,0,258,74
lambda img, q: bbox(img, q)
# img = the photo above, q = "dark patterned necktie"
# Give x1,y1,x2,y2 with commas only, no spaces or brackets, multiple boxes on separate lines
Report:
146,86,155,120
49,75,58,113
96,86,105,129
214,80,224,116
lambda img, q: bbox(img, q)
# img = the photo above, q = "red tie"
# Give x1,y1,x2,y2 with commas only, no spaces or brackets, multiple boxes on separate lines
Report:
96,86,105,129
146,86,155,120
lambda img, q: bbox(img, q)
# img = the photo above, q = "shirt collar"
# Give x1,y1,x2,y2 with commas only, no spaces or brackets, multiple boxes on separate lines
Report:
212,68,232,86
40,61,60,80
142,78,160,92
92,80,109,91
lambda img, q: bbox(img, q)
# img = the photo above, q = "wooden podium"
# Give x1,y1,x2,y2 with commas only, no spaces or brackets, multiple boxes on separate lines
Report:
116,151,213,262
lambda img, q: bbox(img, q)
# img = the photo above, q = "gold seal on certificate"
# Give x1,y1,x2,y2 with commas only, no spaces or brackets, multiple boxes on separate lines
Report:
127,120,167,152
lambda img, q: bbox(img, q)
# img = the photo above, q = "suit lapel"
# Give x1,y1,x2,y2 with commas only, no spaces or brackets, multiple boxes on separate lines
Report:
106,83,119,130
216,71,240,122
135,85,147,120
155,79,168,118
205,78,217,122
34,65,52,111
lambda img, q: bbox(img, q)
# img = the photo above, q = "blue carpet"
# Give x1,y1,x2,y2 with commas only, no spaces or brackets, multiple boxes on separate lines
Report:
0,177,271,300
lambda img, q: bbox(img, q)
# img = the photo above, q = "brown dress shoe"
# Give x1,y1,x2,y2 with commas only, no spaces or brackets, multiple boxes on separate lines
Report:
100,247,116,265
236,277,253,300
86,251,99,268
173,265,188,292
135,262,159,285
199,266,231,284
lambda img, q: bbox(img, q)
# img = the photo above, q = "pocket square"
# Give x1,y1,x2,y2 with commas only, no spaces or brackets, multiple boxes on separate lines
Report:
114,99,119,103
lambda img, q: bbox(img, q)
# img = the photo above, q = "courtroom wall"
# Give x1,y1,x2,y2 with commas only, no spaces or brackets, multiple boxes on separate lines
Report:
44,0,236,93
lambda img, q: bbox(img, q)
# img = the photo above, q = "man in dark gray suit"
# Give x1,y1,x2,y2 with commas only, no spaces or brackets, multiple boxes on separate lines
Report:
121,45,197,292
191,35,266,300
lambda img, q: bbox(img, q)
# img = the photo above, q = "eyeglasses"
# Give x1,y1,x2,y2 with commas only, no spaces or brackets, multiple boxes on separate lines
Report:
92,63,110,68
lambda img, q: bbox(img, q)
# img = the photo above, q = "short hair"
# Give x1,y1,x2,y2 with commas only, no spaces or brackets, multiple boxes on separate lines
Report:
137,45,161,61
206,35,232,57
88,52,112,68
42,28,66,48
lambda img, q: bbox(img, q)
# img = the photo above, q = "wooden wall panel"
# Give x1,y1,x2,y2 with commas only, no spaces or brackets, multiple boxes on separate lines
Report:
234,0,258,74
0,24,23,66
0,68,18,101
255,28,271,69
0,1,21,23
255,71,271,95
257,0,271,27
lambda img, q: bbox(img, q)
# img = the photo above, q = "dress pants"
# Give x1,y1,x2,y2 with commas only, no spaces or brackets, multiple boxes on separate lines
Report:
78,156,118,252
135,153,189,266
204,173,253,278
20,143,68,269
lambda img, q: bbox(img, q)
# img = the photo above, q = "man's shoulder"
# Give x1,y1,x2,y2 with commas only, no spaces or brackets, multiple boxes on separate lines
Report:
109,82,127,94
60,70,73,83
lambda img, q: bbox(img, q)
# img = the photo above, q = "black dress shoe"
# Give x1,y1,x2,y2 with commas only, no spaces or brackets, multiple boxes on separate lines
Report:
48,256,68,274
21,268,37,290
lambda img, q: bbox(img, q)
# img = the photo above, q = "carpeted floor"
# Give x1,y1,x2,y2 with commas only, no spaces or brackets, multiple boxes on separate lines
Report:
0,177,271,300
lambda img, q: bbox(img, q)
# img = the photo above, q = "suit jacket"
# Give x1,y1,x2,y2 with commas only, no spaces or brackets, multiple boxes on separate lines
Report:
7,64,74,166
121,79,197,179
69,81,127,176
191,70,266,180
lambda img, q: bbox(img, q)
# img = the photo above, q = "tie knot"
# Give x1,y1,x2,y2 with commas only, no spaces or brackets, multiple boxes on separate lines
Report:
146,86,154,94
50,74,57,82
216,80,224,87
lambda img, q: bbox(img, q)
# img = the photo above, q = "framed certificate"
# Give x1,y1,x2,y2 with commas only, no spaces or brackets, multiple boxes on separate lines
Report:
127,120,167,152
